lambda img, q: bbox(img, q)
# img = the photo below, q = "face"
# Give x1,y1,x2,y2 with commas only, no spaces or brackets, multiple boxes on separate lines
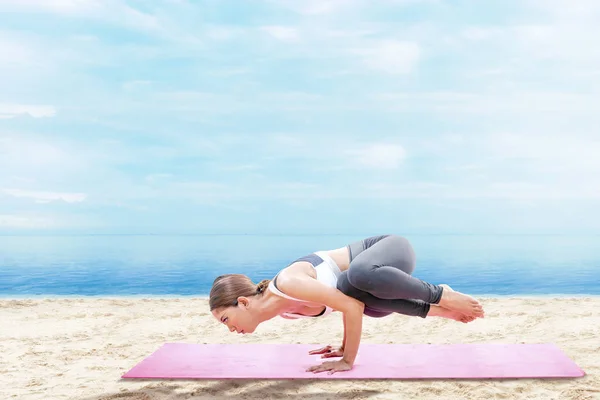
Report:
212,297,259,335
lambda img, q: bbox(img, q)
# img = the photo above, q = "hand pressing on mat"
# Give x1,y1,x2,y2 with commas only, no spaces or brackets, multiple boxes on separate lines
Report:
309,345,344,359
306,359,352,374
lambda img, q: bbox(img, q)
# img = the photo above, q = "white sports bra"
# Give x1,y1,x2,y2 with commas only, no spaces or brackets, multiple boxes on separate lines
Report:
267,251,342,319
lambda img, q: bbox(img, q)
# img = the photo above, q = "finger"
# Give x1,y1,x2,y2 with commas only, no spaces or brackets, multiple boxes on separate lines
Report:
306,364,328,372
309,345,331,355
307,362,335,373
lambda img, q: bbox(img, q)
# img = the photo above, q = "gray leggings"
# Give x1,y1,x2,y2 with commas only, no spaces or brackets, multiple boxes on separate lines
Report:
336,234,443,318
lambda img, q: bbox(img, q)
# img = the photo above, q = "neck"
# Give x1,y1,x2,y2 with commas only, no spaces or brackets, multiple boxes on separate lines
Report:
254,290,292,323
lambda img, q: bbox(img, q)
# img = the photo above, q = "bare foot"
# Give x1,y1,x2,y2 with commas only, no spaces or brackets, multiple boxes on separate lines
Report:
437,284,484,318
428,305,476,323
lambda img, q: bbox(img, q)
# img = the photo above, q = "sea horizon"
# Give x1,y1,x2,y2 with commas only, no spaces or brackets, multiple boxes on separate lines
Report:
2,232,599,297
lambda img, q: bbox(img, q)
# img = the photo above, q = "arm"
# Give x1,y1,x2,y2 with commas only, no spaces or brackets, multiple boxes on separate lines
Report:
276,272,365,366
341,311,347,351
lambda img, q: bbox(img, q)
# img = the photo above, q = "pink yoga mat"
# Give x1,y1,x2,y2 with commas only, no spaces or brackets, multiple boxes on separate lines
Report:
122,343,585,380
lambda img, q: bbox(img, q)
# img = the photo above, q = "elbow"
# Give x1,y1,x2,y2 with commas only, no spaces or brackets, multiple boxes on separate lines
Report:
346,298,364,315
355,299,365,312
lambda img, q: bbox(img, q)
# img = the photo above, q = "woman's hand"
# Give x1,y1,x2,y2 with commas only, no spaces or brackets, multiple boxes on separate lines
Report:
273,270,365,370
308,344,344,359
306,359,353,374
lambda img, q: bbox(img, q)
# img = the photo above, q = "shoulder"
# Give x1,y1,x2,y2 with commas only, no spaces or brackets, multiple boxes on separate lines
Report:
276,263,364,313
276,261,316,288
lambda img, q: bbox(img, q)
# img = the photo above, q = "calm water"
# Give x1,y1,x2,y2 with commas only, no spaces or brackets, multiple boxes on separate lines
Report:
0,234,599,297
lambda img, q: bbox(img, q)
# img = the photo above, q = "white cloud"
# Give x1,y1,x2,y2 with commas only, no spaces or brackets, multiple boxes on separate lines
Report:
0,1,198,49
3,189,87,203
375,91,600,114
0,211,95,230
0,131,242,209
346,143,407,169
275,0,355,15
354,40,420,74
265,135,409,171
0,103,56,118
461,27,504,41
216,164,262,172
205,25,244,41
359,180,600,200
121,80,153,92
0,134,75,170
445,164,484,172
526,0,600,21
144,173,173,183
0,133,118,205
0,214,57,229
152,179,326,202
460,23,599,64
260,26,299,42
151,90,329,115
0,0,98,14
413,131,600,201
480,132,600,174
0,31,161,91
0,35,37,66
0,0,160,33
455,0,600,80
272,0,435,15
361,182,449,199
155,175,600,202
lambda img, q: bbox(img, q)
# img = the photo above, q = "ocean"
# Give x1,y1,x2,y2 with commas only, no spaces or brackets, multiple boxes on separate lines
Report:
0,234,599,297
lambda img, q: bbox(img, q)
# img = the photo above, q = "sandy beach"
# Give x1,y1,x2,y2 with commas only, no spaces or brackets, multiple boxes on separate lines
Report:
1,297,598,400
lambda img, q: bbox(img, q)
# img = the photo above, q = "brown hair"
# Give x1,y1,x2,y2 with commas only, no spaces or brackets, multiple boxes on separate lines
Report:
209,274,270,311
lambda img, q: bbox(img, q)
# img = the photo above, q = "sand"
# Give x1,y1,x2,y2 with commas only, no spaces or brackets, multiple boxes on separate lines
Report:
1,297,598,400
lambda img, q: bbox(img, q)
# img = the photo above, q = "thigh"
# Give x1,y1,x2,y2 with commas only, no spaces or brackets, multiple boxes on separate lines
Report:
350,234,416,275
347,234,390,261
336,270,373,304
337,270,428,317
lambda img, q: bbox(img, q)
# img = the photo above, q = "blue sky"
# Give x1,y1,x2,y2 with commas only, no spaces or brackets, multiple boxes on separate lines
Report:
1,0,599,234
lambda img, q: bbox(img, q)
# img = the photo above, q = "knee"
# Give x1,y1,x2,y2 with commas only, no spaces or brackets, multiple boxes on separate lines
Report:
391,235,416,273
338,272,370,303
346,259,373,290
390,235,414,251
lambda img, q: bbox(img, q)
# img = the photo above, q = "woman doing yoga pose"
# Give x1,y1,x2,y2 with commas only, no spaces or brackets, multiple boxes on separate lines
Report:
209,234,485,374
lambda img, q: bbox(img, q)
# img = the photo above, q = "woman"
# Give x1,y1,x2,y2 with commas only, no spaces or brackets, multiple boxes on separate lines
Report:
209,234,485,374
